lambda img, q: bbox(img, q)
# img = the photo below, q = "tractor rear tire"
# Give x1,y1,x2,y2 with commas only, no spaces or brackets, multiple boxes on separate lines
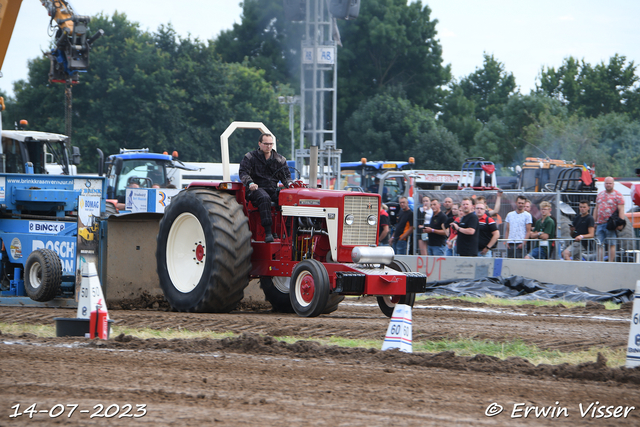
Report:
24,249,62,302
289,259,330,317
156,188,252,312
260,276,295,313
376,260,416,318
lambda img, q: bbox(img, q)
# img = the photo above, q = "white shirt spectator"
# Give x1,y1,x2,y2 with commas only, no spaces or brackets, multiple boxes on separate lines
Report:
505,210,533,243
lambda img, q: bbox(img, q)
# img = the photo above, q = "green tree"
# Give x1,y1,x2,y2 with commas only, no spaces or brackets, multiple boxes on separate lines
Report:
343,93,465,170
521,112,640,177
439,86,481,151
8,13,289,171
337,0,450,121
453,53,517,123
471,93,567,167
215,0,302,87
537,55,640,118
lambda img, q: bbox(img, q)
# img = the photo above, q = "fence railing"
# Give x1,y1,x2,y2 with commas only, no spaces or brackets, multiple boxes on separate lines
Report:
493,237,640,262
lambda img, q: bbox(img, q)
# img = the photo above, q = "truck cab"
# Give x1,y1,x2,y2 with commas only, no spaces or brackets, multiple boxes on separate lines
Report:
104,150,175,204
1,130,80,175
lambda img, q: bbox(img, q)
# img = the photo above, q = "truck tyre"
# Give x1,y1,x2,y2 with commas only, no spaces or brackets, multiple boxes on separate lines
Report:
289,259,330,317
377,260,416,318
261,275,343,314
260,276,295,313
24,249,62,302
156,189,252,312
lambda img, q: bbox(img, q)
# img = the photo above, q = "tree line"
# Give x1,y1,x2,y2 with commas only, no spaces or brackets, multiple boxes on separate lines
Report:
2,0,639,176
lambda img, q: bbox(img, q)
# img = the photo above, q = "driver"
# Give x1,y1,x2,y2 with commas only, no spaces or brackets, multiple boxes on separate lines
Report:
239,133,292,243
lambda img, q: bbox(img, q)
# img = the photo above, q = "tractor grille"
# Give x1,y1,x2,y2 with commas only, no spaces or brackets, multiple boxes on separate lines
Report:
342,196,379,246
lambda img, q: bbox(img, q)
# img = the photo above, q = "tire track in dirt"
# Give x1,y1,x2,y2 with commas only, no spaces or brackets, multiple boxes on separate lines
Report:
0,301,631,352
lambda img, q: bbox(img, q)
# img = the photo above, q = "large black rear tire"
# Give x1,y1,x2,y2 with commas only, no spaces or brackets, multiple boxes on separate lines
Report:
156,189,252,312
24,249,62,302
376,260,416,318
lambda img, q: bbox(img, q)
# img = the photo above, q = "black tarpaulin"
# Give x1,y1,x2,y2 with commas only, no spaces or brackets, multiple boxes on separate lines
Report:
423,276,634,304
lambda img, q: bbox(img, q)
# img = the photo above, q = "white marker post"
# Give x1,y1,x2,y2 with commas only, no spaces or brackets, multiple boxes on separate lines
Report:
382,304,413,353
76,263,109,321
626,280,640,368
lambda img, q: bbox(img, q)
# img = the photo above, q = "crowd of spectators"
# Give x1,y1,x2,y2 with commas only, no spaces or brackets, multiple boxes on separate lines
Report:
382,176,628,261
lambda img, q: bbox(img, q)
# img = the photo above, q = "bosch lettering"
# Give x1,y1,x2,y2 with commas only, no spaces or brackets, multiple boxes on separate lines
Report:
32,240,75,272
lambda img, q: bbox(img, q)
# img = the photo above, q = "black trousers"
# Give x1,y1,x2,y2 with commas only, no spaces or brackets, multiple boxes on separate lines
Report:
246,188,278,227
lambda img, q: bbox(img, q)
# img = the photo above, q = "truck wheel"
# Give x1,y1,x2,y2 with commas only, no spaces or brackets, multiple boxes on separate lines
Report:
156,189,252,312
260,276,294,313
289,259,330,317
24,249,62,302
377,260,416,318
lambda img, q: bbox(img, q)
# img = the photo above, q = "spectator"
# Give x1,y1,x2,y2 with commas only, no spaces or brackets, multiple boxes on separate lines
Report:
443,197,454,219
378,203,390,246
504,195,533,258
475,202,499,257
562,200,596,261
417,196,433,255
389,197,413,255
239,133,292,243
592,176,625,262
524,199,532,213
424,198,448,256
525,201,556,259
450,197,478,257
445,203,460,256
476,190,503,218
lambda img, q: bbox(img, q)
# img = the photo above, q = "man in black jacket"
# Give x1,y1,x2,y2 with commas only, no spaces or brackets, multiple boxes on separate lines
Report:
239,134,292,243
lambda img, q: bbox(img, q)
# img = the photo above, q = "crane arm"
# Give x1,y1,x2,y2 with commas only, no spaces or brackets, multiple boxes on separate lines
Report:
0,0,23,72
0,0,102,84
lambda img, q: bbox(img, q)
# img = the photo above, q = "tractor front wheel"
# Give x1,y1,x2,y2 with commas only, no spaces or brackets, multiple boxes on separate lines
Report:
289,260,329,317
376,260,416,318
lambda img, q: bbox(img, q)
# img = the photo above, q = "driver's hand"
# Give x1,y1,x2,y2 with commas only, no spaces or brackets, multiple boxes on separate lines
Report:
288,182,295,188
249,183,258,191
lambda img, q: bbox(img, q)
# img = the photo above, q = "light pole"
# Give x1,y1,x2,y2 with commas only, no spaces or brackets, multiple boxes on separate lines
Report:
278,95,300,173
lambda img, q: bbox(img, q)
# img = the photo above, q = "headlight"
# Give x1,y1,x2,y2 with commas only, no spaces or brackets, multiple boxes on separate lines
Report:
344,214,355,225
367,215,377,226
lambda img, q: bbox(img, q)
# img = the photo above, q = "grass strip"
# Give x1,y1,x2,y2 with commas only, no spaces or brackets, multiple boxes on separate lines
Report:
414,294,622,310
0,322,626,367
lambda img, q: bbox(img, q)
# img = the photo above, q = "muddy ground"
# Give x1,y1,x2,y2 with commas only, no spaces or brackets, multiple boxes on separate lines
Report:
1,298,639,426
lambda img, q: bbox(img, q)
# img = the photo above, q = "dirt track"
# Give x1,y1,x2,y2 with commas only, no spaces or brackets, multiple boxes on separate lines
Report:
2,299,640,425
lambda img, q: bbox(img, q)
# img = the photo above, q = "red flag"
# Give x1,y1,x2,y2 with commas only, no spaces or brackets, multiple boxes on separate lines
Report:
581,166,592,186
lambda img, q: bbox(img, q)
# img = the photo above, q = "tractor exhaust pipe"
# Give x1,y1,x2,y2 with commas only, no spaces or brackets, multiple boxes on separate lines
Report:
309,145,318,188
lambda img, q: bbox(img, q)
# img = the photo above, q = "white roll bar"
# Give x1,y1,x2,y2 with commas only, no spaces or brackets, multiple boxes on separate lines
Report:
220,122,276,181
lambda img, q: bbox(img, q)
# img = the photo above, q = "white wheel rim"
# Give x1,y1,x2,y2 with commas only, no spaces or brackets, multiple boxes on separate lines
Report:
29,262,42,289
273,276,290,293
294,271,313,308
166,212,207,293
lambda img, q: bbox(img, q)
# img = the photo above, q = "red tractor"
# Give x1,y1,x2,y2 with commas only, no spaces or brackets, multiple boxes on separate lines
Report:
156,123,426,317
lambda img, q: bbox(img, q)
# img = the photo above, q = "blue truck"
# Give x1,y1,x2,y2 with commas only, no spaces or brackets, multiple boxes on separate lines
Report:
0,172,106,301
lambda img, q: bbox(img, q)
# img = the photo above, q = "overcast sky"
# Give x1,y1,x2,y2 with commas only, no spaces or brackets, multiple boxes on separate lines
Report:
1,0,639,97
